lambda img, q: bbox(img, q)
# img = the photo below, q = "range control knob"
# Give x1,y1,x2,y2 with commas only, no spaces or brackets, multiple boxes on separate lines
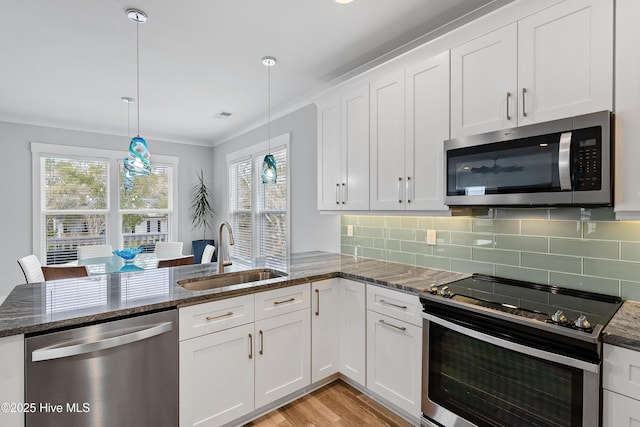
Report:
440,286,451,298
574,314,592,330
429,284,438,295
551,310,568,325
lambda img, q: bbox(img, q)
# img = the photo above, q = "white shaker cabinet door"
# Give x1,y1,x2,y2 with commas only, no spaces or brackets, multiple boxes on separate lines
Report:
311,278,340,383
317,97,342,210
369,71,406,210
614,0,640,217
254,308,311,409
450,23,517,138
517,0,613,126
339,278,366,386
179,323,254,427
366,310,422,418
405,51,450,212
341,84,370,210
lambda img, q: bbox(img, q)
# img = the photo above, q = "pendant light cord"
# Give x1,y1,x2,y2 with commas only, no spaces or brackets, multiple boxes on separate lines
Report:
136,21,140,137
267,62,271,153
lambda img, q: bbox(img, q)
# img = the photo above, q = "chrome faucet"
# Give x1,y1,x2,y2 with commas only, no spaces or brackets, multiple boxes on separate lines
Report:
218,221,235,273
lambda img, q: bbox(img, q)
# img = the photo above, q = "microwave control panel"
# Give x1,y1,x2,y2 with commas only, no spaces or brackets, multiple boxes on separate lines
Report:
574,133,601,191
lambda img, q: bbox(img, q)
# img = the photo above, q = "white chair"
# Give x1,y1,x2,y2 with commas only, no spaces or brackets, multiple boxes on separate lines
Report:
155,242,183,259
201,244,215,264
17,255,45,283
77,244,114,260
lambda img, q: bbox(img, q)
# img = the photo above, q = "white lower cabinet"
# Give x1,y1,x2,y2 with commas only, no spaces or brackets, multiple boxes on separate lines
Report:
311,278,340,382
366,287,422,418
255,308,311,408
602,343,640,427
179,285,310,427
0,334,24,427
339,279,366,386
179,323,254,427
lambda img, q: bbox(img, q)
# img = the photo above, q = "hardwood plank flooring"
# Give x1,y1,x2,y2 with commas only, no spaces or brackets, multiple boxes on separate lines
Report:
244,380,413,427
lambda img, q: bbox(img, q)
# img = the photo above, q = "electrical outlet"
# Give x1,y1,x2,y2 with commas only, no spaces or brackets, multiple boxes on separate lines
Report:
347,224,354,237
426,229,437,246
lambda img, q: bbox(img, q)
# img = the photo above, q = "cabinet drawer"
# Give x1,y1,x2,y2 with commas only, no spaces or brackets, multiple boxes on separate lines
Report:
255,283,310,320
604,344,640,400
602,389,640,427
366,284,422,327
179,295,254,341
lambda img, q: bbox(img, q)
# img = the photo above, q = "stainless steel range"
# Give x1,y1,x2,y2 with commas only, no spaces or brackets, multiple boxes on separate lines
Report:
420,274,622,427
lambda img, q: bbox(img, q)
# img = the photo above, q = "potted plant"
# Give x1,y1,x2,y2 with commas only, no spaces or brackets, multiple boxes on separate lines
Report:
190,169,216,263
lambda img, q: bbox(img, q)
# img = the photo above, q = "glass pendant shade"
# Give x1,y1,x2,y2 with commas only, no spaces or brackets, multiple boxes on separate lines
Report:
261,154,277,184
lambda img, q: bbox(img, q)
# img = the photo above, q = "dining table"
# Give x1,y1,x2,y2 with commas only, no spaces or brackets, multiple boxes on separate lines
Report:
73,253,193,275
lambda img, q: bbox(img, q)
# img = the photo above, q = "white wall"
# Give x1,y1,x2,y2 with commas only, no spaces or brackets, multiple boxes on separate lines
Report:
212,104,340,254
0,121,213,298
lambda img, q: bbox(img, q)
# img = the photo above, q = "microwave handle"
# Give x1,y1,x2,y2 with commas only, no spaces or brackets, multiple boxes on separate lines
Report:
558,132,572,191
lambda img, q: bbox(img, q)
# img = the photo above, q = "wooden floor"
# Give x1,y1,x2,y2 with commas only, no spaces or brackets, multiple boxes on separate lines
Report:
244,380,413,427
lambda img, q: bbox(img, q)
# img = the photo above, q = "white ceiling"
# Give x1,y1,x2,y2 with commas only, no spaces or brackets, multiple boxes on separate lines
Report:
0,0,511,146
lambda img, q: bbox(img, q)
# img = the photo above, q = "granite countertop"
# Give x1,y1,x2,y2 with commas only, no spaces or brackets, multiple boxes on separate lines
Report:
603,300,640,351
0,251,468,338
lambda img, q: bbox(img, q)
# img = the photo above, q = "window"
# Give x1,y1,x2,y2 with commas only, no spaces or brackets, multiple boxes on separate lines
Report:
32,143,178,265
227,134,289,270
119,164,171,252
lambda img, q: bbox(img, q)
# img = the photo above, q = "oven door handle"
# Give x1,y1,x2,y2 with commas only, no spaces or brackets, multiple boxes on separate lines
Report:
423,313,599,373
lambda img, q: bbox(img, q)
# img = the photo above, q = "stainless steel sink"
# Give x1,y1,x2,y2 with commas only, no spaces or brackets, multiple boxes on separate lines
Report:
177,268,286,291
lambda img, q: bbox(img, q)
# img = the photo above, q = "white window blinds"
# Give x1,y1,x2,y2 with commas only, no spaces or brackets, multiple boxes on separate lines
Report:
256,147,287,270
227,136,289,270
229,157,253,263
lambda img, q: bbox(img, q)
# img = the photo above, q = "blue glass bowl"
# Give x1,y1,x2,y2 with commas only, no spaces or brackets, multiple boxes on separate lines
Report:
113,247,144,262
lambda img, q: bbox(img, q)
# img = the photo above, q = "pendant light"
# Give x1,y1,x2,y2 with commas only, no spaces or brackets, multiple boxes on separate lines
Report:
122,96,136,190
261,56,277,184
123,8,151,189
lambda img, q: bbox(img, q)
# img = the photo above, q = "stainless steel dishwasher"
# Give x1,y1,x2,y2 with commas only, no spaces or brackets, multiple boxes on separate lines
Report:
25,309,177,427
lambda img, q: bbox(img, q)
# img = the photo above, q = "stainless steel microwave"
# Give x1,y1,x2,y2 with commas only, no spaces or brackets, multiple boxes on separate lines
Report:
444,111,613,207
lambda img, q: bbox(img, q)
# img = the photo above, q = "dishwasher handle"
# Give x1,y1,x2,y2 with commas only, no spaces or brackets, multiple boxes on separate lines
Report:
31,321,173,362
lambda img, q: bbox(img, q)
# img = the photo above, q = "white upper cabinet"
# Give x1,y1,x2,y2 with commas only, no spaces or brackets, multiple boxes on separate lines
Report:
614,0,640,218
517,0,613,126
405,51,450,212
317,85,370,211
317,98,342,210
451,0,612,137
369,52,450,213
451,23,518,137
370,71,406,210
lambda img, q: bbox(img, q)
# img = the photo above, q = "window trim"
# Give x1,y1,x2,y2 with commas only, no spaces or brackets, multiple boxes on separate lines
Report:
226,133,290,267
31,142,179,264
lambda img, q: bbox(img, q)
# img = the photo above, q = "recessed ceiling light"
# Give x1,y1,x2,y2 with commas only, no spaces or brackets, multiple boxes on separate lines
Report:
335,0,354,4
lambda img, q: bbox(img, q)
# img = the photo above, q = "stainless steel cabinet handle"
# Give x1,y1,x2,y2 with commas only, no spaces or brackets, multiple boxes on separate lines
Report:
398,177,403,203
32,321,173,362
341,183,346,204
248,333,253,359
335,183,340,205
379,319,406,331
259,330,264,355
206,311,233,321
506,92,511,120
522,88,527,117
379,299,407,310
406,176,412,203
274,297,295,305
315,288,320,316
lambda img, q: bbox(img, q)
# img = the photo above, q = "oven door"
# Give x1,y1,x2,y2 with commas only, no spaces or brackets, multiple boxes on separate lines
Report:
421,313,600,427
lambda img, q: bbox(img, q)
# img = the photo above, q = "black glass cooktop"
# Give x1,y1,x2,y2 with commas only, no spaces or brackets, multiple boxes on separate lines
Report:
423,274,622,333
